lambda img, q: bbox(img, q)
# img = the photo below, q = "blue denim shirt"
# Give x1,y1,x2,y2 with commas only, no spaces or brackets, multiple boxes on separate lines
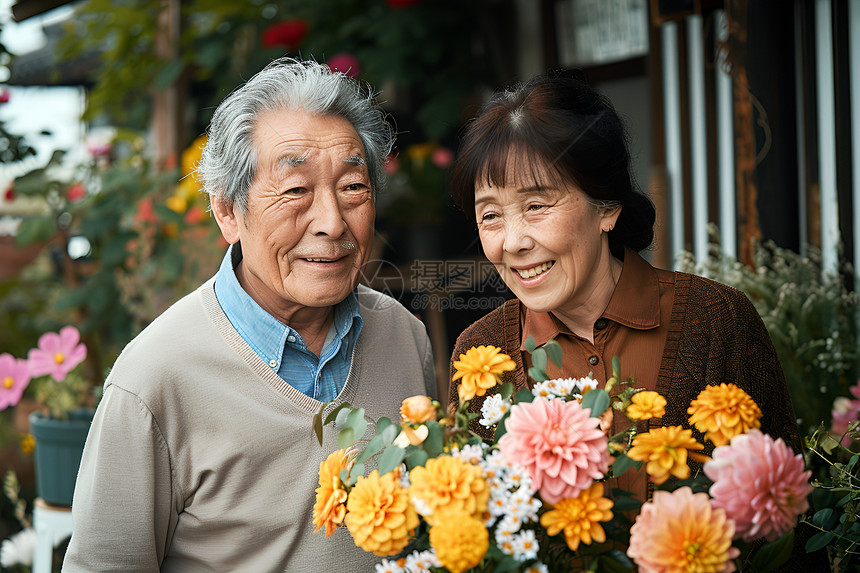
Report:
213,244,363,402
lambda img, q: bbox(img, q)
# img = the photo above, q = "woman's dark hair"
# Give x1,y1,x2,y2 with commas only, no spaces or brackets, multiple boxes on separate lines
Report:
450,69,656,253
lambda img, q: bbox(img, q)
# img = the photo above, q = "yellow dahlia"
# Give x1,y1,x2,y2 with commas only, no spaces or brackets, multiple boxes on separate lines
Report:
409,455,489,526
312,448,356,537
627,426,709,485
687,383,762,447
345,469,418,556
452,345,516,402
540,481,614,551
429,511,489,573
627,391,667,420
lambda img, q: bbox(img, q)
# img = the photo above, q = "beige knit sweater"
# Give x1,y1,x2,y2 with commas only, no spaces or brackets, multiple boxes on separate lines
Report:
63,281,435,572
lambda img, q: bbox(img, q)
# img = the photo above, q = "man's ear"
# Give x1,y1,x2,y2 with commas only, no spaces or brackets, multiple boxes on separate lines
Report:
210,194,241,245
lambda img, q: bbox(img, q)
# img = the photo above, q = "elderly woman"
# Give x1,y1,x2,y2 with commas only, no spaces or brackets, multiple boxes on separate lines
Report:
448,70,823,571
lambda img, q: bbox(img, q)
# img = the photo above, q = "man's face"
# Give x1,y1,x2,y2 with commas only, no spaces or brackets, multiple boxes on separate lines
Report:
213,108,375,322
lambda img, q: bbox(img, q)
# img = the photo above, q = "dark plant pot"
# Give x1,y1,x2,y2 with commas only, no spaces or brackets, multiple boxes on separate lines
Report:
29,409,94,507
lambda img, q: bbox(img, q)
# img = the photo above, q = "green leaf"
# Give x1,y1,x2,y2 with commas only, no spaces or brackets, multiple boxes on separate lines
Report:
544,339,563,368
532,347,547,371
813,508,835,529
528,367,549,382
344,408,367,443
610,453,640,477
597,550,635,572
356,433,387,464
523,335,537,353
582,388,610,417
612,355,621,379
515,389,535,404
493,414,508,442
499,382,514,400
489,555,522,573
337,427,355,449
610,493,642,512
313,403,325,446
378,445,406,475
324,402,352,426
805,530,835,553
405,447,429,469
423,421,443,457
750,530,794,573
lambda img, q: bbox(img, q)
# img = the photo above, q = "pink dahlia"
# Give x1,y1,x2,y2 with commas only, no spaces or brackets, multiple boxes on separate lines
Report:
28,326,87,381
498,397,609,503
704,429,812,542
0,353,31,410
831,379,860,445
628,487,739,573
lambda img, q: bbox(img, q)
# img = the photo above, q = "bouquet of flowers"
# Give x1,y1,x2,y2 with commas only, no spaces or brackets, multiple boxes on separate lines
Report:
312,340,814,572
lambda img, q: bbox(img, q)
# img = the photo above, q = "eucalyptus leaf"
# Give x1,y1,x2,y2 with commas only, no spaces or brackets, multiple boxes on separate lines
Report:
515,389,535,404
324,402,352,426
356,433,387,464
610,453,640,477
346,408,367,444
544,339,563,368
532,347,547,371
528,367,548,382
313,407,323,447
581,388,610,417
499,382,514,400
423,421,443,457
405,447,429,469
378,445,406,475
337,427,355,449
524,335,537,353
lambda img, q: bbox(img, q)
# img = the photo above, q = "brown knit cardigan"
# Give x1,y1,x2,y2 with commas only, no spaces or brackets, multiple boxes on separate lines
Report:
448,271,828,572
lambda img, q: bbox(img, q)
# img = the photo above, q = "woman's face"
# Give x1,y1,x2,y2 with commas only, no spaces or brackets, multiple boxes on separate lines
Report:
474,161,620,317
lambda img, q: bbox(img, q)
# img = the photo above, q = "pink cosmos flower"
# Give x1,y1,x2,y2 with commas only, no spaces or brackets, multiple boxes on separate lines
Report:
27,326,87,381
628,487,739,573
498,397,609,503
261,19,308,50
0,353,31,410
704,429,812,542
384,154,400,176
831,379,860,445
327,53,361,77
431,147,454,169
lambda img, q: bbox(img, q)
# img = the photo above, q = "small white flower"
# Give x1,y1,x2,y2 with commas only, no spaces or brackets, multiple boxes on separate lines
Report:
575,376,599,393
376,559,405,573
0,216,21,237
496,513,523,535
404,549,440,572
511,529,540,561
452,443,487,465
480,394,512,427
411,496,434,517
0,528,38,567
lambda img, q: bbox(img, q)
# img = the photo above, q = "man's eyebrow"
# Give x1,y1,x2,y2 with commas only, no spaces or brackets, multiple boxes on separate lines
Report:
277,154,306,168
343,154,366,166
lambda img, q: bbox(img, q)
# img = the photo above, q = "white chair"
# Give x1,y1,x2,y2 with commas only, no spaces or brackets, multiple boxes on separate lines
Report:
32,498,74,573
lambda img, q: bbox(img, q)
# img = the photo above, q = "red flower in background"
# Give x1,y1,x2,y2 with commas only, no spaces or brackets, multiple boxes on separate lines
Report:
3,186,14,202
67,183,87,202
326,53,360,77
386,0,421,7
261,19,308,50
0,89,10,103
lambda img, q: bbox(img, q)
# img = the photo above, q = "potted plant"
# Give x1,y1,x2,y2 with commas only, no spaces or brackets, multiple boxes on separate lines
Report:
1,326,98,507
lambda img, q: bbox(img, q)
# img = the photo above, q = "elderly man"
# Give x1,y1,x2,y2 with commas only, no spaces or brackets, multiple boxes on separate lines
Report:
63,58,436,572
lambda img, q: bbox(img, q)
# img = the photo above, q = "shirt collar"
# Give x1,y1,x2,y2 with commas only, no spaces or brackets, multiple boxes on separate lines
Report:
521,247,661,349
214,243,363,366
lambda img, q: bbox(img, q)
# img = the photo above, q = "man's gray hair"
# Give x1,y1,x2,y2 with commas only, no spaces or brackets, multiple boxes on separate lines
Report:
198,57,394,213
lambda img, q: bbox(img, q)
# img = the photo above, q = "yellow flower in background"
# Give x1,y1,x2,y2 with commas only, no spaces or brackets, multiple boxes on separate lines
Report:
452,345,516,402
312,448,355,537
165,195,187,214
19,433,34,456
174,135,208,204
627,426,709,485
345,469,418,556
627,391,667,420
540,481,614,551
687,383,762,447
409,456,489,526
429,511,489,573
400,395,436,424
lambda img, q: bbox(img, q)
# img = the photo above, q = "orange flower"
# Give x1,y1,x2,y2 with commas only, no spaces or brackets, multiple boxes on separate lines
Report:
400,395,437,423
687,383,762,447
628,487,739,573
540,481,614,551
409,456,489,526
429,511,489,573
452,345,515,402
626,426,709,485
312,448,355,537
627,391,666,420
345,469,418,556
